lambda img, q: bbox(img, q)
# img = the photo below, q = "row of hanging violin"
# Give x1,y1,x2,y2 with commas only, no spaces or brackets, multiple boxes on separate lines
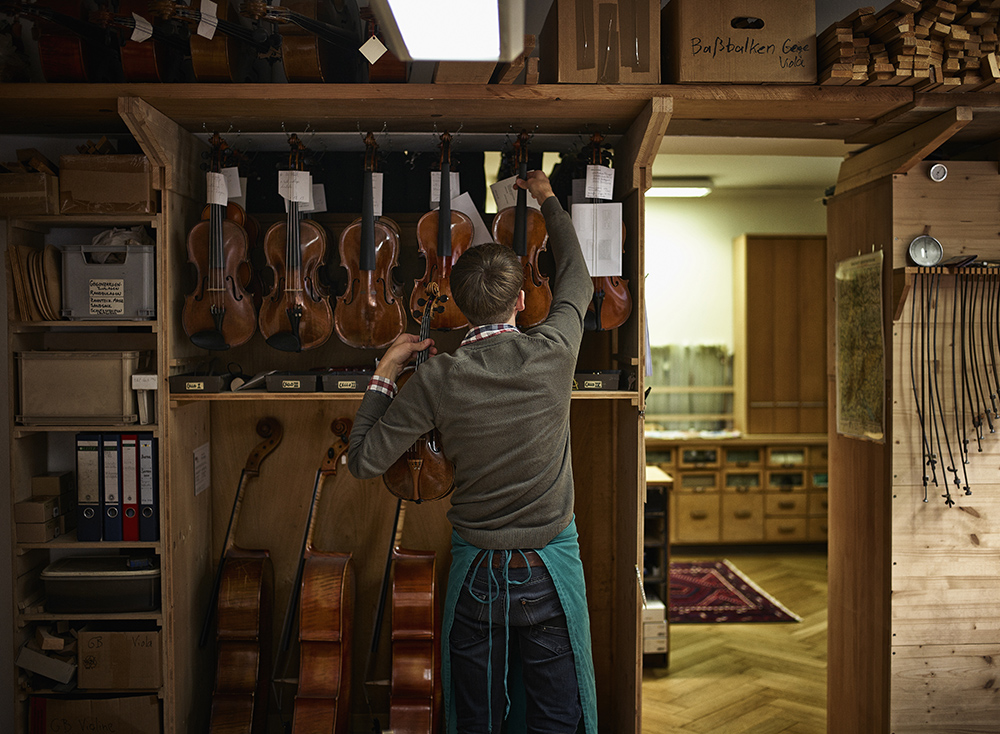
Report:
205,412,448,734
0,0,404,84
183,130,633,354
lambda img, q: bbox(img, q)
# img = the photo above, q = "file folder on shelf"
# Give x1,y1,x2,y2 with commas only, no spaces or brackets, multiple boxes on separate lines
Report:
138,433,159,542
101,434,122,542
121,434,139,542
76,432,102,542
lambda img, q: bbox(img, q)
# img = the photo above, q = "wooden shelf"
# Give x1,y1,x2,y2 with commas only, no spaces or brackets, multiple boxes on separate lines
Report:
169,390,639,403
15,530,161,551
19,611,163,623
10,214,159,227
12,320,157,332
13,424,157,438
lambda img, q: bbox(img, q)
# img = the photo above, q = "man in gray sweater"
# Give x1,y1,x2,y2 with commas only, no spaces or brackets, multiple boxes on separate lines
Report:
349,171,598,734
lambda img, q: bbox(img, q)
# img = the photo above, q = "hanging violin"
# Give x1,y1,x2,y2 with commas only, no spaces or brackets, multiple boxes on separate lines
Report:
258,134,334,352
411,132,473,332
492,130,552,329
333,132,406,350
582,133,632,332
384,283,455,503
182,132,258,351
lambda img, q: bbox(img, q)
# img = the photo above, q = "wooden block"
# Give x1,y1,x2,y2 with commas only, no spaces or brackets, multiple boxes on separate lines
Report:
35,626,65,651
432,61,497,84
524,56,539,85
493,34,535,84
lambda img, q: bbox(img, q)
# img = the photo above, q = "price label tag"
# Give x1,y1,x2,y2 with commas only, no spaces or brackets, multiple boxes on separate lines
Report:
490,175,541,212
206,171,228,206
429,171,461,208
360,35,388,65
197,0,218,40
585,164,614,200
221,167,242,199
278,170,312,203
372,171,384,217
131,13,153,42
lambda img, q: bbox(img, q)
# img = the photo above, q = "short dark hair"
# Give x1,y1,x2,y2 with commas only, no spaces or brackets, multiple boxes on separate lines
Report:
451,243,524,326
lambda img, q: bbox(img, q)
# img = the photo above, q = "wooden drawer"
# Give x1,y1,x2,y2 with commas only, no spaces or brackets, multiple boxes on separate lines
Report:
672,493,720,543
808,517,829,541
722,446,763,469
646,446,675,470
766,446,808,467
721,493,764,542
765,517,809,542
808,492,829,517
809,469,829,490
674,471,720,494
766,470,806,492
678,446,720,469
723,470,762,493
765,493,808,516
809,445,829,467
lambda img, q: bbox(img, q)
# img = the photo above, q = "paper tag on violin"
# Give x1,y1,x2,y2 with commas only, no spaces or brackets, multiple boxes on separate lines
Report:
221,167,242,199
490,175,541,212
131,13,153,42
278,170,312,203
300,183,327,214
585,165,614,200
572,202,622,277
429,171,461,208
197,0,218,40
360,35,388,65
371,171,384,217
449,191,492,246
206,171,228,207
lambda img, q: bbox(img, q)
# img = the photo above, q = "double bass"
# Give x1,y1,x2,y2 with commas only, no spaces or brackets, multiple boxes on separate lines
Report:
182,133,257,351
333,132,406,350
258,134,334,352
201,417,283,734
410,133,473,331
384,283,454,503
492,130,552,329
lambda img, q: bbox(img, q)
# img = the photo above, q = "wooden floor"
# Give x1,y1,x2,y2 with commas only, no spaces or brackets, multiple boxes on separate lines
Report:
642,551,828,734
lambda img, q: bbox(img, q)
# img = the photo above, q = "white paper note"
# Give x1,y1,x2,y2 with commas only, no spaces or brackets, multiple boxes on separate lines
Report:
301,183,327,213
197,0,218,40
278,169,312,203
221,167,242,199
131,13,153,42
360,35,388,65
448,191,492,246
572,202,623,277
585,164,615,200
490,174,541,213
372,171,384,217
429,171,461,208
206,171,228,206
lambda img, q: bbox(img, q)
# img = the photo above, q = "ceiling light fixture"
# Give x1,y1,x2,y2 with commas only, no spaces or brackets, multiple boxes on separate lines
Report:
646,177,714,198
368,0,524,62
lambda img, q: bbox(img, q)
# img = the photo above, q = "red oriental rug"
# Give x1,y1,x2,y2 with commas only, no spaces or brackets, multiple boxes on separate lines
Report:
668,560,801,623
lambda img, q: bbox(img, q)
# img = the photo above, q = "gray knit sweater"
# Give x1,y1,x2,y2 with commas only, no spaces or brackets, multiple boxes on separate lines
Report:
348,196,594,549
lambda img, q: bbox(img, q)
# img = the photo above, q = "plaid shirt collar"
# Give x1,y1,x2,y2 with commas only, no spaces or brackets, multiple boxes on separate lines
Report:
460,323,520,346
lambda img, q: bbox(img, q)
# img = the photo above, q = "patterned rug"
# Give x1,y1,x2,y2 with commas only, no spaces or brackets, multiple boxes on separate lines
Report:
668,560,801,623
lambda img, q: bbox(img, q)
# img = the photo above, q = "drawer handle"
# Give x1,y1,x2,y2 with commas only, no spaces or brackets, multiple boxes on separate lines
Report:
692,486,709,493
778,501,796,510
690,511,708,520
736,486,750,494
734,511,752,519
777,526,796,534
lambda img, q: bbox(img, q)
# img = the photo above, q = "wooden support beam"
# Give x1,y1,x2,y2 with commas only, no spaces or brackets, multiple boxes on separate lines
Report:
613,96,672,199
118,97,207,197
836,105,972,194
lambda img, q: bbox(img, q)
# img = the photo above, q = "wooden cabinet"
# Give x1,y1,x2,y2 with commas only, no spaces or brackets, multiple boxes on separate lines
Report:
733,234,828,435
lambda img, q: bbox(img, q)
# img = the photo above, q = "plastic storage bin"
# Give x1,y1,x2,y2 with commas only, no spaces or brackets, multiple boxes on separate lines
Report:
41,556,160,613
16,350,142,425
61,243,156,320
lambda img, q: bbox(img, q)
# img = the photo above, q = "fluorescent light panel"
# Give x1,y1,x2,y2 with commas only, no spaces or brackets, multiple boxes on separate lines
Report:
647,177,714,198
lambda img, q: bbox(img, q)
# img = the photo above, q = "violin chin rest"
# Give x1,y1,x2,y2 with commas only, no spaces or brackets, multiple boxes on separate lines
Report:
265,331,303,353
190,329,232,351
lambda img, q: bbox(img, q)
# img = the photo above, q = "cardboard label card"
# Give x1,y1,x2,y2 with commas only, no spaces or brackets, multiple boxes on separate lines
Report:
360,35,388,64
278,170,312,203
490,175,541,212
572,202,623,277
429,171,461,208
131,13,153,42
585,164,615,200
206,171,228,206
196,0,218,40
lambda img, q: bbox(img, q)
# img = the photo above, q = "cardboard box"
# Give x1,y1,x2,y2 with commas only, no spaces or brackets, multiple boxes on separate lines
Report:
29,695,160,734
59,154,156,214
32,471,73,497
662,0,816,84
540,0,660,84
643,634,668,654
16,641,77,684
642,593,666,623
15,494,73,523
0,173,59,215
77,630,162,690
16,515,65,543
644,619,668,638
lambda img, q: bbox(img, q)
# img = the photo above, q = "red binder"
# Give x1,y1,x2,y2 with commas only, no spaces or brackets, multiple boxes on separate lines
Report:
121,434,139,541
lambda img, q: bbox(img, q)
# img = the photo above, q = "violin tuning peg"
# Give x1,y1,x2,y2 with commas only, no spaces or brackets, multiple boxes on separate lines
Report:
416,298,426,307
412,310,421,320
438,295,449,303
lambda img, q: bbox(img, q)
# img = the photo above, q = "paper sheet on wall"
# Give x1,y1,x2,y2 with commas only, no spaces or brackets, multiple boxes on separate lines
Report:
572,202,622,277
490,175,541,212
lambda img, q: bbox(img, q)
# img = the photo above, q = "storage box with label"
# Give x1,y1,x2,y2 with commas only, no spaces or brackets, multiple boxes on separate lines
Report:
41,556,160,613
266,372,319,392
0,173,59,215
15,495,69,523
32,471,73,497
320,369,373,393
16,511,75,543
540,0,660,83
59,154,156,214
16,350,142,425
60,242,156,320
29,694,160,734
662,0,816,83
77,630,162,690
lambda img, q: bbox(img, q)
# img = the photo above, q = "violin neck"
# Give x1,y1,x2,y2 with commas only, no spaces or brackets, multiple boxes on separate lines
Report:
513,158,528,257
438,159,452,258
286,199,302,285
360,169,376,271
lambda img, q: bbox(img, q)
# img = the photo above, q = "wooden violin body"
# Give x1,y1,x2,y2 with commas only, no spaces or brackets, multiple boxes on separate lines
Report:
411,210,473,331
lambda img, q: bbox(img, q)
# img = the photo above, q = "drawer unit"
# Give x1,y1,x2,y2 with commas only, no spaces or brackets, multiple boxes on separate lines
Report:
672,493,720,543
767,446,808,467
721,493,764,542
765,493,808,516
766,470,806,492
678,446,720,469
765,517,809,542
810,469,829,490
675,471,720,494
723,446,763,469
646,447,675,470
723,470,762,493
809,445,829,467
808,492,829,516
808,518,829,541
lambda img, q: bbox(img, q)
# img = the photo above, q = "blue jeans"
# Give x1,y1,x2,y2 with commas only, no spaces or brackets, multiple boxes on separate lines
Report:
449,559,582,734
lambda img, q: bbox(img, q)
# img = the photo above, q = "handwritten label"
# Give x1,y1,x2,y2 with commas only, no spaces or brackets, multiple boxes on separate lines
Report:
300,182,326,213
197,0,218,39
193,442,210,496
89,278,125,315
585,165,614,200
429,171,461,208
571,202,622,277
278,169,312,203
221,167,242,198
360,34,388,65
281,380,301,390
688,35,810,71
490,174,541,212
206,171,228,206
185,381,205,391
131,13,153,42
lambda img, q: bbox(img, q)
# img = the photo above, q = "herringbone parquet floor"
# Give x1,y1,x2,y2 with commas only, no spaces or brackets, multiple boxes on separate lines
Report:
642,551,828,734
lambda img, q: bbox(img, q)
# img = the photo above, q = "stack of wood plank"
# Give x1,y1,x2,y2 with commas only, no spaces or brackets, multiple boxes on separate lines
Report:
819,0,1000,90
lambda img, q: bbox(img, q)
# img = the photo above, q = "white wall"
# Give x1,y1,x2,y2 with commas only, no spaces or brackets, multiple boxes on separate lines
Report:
644,187,828,349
